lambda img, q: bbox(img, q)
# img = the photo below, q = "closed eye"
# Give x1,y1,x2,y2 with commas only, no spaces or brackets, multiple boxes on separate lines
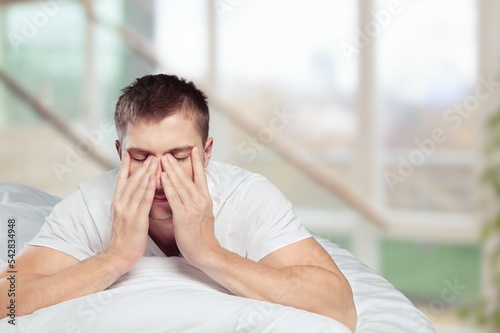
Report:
175,156,189,163
132,157,147,163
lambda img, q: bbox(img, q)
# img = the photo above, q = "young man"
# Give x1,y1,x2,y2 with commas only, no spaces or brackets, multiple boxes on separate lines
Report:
0,74,357,331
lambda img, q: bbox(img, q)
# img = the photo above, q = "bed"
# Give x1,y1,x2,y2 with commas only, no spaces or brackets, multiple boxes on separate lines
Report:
0,181,436,332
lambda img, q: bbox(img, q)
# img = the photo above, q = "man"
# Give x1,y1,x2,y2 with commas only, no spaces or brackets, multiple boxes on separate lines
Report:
0,74,356,331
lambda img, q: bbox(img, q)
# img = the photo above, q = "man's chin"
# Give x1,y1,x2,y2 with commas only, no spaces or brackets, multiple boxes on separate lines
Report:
149,204,172,221
149,214,173,221
149,208,172,221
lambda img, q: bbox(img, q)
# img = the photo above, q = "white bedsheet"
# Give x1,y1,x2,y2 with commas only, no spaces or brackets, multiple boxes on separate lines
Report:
3,256,354,333
0,181,436,332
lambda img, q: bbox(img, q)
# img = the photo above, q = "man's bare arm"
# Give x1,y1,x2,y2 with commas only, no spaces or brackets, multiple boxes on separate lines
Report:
196,238,357,331
193,238,357,332
0,153,158,318
0,246,128,318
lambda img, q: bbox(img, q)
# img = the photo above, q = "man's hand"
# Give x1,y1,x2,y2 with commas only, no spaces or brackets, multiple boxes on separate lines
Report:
160,147,220,265
105,152,157,270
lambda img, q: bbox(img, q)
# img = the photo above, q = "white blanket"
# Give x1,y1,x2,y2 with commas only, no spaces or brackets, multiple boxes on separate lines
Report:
0,182,436,332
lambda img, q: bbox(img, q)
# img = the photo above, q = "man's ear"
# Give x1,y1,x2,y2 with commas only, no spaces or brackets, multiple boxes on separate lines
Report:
203,137,213,168
115,140,122,161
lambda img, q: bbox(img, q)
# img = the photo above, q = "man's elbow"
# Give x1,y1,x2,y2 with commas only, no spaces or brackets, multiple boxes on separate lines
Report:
0,273,41,320
0,278,18,320
323,274,357,332
0,304,34,320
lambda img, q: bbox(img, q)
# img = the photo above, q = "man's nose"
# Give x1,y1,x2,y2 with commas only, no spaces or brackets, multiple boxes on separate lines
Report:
155,158,163,189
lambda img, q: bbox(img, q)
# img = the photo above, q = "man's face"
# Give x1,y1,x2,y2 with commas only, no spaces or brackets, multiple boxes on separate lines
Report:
116,112,212,222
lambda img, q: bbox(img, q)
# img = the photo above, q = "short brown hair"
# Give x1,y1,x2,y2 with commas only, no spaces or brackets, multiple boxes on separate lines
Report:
114,74,210,143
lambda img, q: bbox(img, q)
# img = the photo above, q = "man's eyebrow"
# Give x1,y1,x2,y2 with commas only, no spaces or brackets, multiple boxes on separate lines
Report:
126,146,194,155
167,146,194,154
126,148,150,154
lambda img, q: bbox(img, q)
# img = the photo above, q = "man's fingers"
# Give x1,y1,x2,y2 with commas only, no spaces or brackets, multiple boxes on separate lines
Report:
117,156,157,207
115,151,131,198
191,147,209,195
127,156,157,204
161,155,197,204
135,174,156,218
161,171,182,210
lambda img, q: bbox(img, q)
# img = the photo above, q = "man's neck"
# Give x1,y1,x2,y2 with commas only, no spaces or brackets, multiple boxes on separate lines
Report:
148,219,180,257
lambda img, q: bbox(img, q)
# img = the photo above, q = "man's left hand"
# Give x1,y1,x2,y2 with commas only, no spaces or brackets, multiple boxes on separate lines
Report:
160,147,220,265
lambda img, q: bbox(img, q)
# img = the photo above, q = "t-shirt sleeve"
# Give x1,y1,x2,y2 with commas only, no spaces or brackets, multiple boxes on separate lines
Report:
29,190,101,261
232,176,311,262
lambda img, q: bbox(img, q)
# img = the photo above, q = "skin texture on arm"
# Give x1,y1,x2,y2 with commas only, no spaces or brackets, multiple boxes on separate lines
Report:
0,247,126,318
201,238,357,332
0,153,158,318
161,148,357,332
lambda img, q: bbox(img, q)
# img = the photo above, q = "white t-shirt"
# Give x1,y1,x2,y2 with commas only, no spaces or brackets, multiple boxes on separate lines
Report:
30,161,311,262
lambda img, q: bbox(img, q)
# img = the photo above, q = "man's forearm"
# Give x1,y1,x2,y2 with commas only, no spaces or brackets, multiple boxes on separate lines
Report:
0,252,127,319
195,248,356,331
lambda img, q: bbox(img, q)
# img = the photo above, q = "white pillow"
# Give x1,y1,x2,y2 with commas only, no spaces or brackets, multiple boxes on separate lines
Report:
0,182,61,265
314,235,436,332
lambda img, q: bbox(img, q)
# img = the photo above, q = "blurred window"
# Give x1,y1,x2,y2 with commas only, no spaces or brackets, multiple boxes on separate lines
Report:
376,0,478,213
157,0,358,210
375,0,479,306
0,1,125,126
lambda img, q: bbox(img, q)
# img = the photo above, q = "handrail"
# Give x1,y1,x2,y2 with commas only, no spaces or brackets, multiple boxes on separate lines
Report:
0,69,116,170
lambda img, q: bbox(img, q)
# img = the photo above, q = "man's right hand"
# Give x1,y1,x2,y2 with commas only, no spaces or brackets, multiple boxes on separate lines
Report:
104,152,157,271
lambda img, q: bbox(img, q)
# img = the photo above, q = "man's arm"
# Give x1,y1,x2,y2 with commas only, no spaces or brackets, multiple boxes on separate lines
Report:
161,149,357,332
0,246,128,318
197,238,357,332
0,153,158,319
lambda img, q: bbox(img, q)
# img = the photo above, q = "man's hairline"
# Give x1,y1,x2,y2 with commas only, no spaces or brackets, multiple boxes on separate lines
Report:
116,110,208,146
